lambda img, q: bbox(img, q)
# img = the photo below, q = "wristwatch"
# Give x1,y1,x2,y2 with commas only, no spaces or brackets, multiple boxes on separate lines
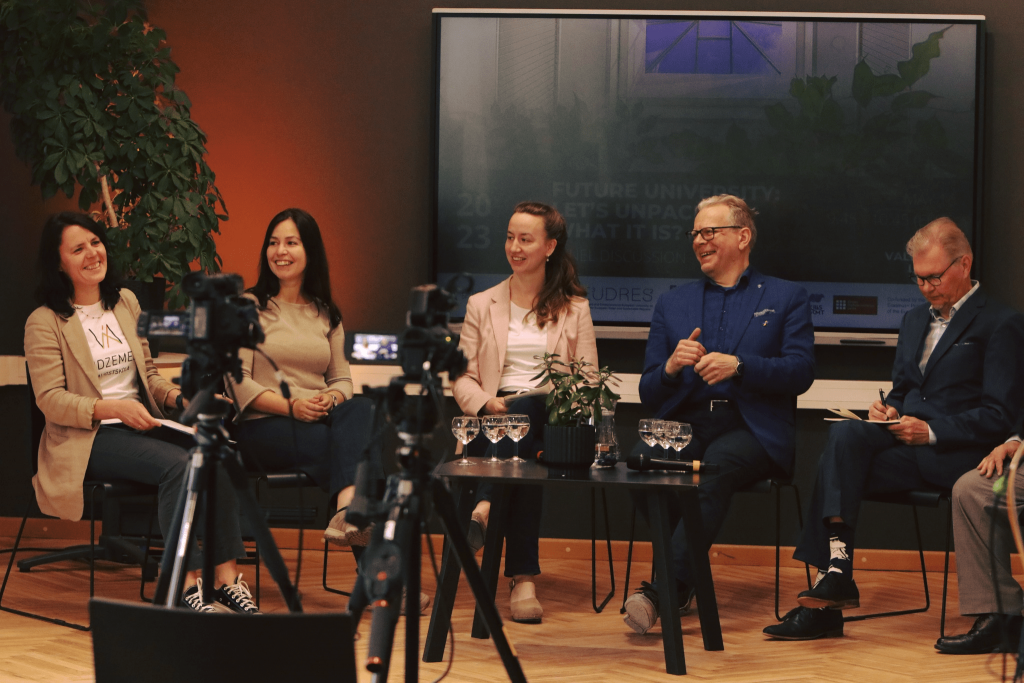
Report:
734,356,744,377
175,393,184,410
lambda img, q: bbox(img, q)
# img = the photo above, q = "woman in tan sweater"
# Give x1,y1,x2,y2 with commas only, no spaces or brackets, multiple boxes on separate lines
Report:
229,209,380,549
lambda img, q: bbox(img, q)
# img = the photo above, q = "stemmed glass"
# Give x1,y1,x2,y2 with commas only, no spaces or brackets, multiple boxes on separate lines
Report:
506,414,530,464
481,415,509,465
669,423,693,458
638,419,658,448
451,416,480,466
653,420,674,456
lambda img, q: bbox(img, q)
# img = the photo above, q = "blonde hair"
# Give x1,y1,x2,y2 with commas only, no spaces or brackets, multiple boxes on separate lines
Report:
905,217,972,260
695,194,758,249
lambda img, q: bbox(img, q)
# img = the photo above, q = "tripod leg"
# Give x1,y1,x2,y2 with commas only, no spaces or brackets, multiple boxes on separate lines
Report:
154,450,202,608
405,500,421,683
472,484,508,639
219,450,303,612
424,479,475,662
431,477,527,683
202,459,218,604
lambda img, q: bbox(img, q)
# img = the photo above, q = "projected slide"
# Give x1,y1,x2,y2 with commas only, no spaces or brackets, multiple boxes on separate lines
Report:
435,15,982,330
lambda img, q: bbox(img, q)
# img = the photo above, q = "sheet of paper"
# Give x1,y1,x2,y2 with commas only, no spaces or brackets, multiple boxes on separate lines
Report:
824,418,901,425
100,418,196,435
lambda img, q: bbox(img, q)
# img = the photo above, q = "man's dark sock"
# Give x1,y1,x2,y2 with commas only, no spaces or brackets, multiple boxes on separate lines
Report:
827,521,854,579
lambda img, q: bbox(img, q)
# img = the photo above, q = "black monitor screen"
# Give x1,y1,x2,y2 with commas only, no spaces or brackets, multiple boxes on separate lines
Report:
433,12,984,332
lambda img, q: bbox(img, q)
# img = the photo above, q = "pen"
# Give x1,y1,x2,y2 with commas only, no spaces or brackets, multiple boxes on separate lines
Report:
879,389,888,409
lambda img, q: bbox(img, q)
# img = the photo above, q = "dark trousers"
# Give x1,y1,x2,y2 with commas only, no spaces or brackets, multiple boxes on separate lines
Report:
88,425,245,572
793,419,935,570
631,405,779,587
237,397,380,500
465,395,546,577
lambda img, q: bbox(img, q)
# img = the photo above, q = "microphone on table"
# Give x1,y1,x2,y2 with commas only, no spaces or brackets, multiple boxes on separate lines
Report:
626,452,720,474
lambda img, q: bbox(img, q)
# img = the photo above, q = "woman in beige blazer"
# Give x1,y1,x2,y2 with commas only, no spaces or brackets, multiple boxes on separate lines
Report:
453,201,598,623
24,212,256,614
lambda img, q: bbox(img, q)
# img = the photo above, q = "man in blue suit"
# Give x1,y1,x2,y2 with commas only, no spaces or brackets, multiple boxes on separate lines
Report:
765,217,1024,641
623,194,816,635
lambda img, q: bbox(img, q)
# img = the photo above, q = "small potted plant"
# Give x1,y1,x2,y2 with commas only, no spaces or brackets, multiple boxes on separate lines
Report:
531,353,620,468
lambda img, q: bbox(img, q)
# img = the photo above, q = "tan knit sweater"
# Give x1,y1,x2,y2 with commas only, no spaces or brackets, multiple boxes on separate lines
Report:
230,296,354,420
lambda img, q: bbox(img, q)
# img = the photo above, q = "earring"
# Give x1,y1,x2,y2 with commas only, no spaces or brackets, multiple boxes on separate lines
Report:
546,256,550,262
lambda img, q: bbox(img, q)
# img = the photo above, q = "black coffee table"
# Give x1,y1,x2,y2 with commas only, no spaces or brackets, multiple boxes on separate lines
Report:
423,458,724,676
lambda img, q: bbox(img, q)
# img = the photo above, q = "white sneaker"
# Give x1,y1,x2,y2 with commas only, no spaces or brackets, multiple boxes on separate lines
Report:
182,578,228,613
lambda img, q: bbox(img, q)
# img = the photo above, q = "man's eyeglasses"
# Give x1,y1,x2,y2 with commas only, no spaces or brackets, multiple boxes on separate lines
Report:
911,257,963,287
685,226,743,241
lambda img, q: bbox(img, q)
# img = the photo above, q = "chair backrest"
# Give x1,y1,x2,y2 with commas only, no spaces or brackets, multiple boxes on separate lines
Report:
24,363,46,475
90,598,356,682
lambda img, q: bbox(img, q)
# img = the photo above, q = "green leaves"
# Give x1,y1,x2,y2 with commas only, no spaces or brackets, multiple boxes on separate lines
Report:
0,0,226,305
532,353,620,427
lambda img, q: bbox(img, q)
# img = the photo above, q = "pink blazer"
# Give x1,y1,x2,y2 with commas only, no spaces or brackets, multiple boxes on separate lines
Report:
453,278,598,417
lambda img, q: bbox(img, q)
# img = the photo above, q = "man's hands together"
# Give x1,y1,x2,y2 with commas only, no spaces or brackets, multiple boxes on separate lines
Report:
665,328,740,386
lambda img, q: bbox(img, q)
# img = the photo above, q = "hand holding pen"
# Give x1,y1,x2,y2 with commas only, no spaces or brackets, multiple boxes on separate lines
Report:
869,389,900,421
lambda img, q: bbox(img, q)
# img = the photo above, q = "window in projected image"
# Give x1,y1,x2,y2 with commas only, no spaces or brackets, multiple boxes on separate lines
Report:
434,13,985,333
645,20,784,74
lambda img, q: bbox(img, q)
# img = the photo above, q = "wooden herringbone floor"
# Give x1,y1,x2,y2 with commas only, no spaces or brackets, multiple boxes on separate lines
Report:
0,544,1015,682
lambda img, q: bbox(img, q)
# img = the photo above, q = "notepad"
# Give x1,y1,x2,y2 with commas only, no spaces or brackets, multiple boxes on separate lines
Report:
100,418,196,435
824,408,900,425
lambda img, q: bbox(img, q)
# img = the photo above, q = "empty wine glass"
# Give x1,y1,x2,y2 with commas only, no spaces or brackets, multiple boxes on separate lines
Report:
506,414,530,464
638,419,658,448
669,422,693,458
481,415,508,464
450,416,480,466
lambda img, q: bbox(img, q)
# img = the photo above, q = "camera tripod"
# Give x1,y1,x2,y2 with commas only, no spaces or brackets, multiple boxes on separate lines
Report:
346,383,526,683
152,382,302,613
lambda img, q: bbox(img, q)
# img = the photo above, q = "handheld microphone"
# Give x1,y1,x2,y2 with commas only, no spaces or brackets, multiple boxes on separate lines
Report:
626,452,720,474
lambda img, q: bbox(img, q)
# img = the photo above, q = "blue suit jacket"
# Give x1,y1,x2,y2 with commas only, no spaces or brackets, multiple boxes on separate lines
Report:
638,269,815,474
886,288,1024,486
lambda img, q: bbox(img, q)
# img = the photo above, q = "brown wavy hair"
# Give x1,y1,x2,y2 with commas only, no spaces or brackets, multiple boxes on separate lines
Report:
513,201,586,326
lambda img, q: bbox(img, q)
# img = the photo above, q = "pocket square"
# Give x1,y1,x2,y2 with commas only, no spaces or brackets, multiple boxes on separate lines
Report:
754,308,775,318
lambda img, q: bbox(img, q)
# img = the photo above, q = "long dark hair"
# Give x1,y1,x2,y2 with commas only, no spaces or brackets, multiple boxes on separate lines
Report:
513,201,585,326
248,208,342,329
36,212,121,317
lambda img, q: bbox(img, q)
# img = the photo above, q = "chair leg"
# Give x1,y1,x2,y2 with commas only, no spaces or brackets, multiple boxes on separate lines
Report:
139,502,160,603
789,484,812,590
845,504,931,623
590,489,615,613
322,540,352,597
773,481,783,621
620,505,637,614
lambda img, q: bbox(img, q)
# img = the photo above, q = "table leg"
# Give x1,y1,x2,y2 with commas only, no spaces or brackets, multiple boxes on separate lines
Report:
678,487,724,651
472,483,509,639
423,479,476,662
648,490,686,675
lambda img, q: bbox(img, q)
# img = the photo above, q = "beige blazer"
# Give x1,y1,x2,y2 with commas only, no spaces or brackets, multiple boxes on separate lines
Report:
23,289,176,521
453,278,599,417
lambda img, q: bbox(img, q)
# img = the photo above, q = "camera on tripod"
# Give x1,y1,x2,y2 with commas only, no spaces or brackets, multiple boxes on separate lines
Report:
136,272,264,396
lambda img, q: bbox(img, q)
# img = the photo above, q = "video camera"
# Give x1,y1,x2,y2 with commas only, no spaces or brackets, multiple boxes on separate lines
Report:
136,272,264,397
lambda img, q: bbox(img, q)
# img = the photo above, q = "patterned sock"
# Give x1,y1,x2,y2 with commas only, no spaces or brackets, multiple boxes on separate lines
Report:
827,522,854,578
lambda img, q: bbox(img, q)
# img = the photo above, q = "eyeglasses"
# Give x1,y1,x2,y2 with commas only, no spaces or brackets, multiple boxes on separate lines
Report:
685,226,743,241
911,257,963,287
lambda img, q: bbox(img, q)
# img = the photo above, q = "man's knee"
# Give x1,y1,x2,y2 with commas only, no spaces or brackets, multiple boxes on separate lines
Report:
952,471,989,511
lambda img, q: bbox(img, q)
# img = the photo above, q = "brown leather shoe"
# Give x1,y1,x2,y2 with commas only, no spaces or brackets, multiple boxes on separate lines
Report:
509,576,543,623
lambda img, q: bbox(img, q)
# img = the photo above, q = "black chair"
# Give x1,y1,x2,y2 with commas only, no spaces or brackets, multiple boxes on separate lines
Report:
619,475,811,621
0,367,159,631
843,487,952,636
250,469,353,605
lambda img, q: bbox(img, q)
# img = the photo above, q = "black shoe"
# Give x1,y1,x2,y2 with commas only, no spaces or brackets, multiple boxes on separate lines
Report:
797,571,860,609
934,614,1023,654
215,574,261,615
764,606,844,640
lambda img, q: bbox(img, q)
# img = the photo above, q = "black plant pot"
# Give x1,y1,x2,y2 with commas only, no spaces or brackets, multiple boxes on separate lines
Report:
121,278,165,357
542,424,595,469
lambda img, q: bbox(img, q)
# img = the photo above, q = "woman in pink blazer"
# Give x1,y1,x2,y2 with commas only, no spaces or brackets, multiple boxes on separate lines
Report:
453,201,597,623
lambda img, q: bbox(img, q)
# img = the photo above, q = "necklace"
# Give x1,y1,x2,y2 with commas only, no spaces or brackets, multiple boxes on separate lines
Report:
73,302,105,320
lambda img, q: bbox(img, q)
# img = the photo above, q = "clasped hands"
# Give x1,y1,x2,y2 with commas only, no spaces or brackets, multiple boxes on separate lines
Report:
664,328,739,386
867,400,930,446
291,393,339,423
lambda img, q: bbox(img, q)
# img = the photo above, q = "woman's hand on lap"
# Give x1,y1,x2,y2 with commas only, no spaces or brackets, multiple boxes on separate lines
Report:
483,397,508,415
110,400,161,430
291,397,328,422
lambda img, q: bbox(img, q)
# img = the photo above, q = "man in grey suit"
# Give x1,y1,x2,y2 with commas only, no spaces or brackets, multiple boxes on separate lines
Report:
935,431,1024,654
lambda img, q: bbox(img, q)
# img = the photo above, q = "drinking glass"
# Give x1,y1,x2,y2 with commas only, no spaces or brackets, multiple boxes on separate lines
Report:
669,423,693,457
506,414,530,464
653,420,674,455
638,419,658,448
450,416,480,466
481,415,509,464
